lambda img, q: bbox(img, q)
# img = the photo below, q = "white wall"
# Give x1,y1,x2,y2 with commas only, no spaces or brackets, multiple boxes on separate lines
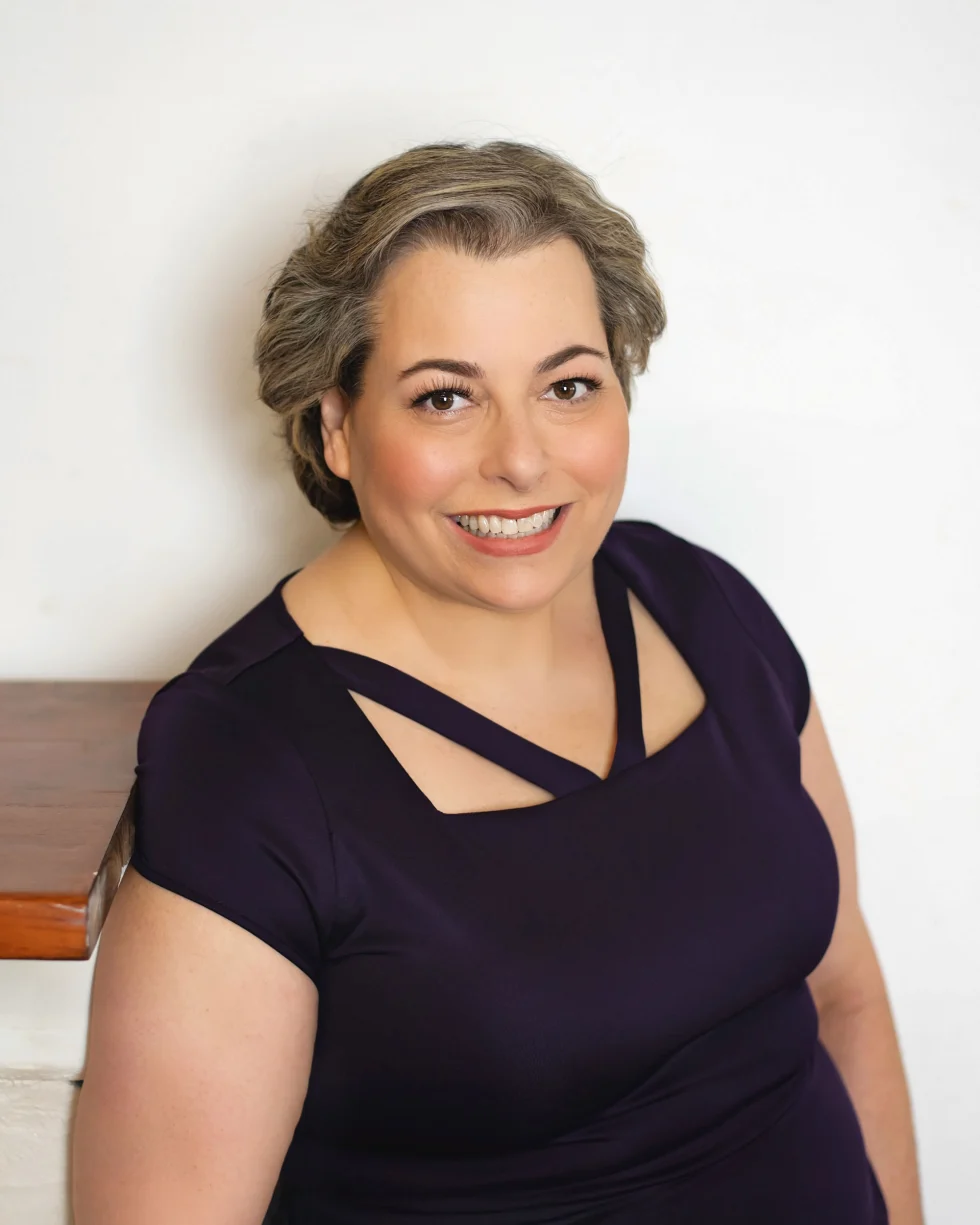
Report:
1,1,977,1221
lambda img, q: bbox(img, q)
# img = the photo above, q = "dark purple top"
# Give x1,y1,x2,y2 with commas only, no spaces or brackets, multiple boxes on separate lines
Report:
131,518,888,1224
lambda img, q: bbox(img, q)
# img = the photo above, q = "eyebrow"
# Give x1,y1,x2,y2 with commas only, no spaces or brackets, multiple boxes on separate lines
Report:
396,344,609,382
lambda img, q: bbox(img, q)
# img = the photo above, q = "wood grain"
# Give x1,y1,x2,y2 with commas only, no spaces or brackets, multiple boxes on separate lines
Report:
0,682,160,959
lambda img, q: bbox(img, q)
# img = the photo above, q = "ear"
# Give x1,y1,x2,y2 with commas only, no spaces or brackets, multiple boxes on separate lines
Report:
319,387,352,481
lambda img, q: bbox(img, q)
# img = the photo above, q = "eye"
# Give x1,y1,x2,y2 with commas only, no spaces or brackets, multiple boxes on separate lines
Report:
543,377,602,403
410,383,474,414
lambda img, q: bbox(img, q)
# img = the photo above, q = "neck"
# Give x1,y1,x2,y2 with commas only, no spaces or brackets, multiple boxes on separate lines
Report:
308,520,602,689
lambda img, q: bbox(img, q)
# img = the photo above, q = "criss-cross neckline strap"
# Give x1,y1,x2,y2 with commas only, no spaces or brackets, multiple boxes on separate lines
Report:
594,550,647,772
312,547,646,799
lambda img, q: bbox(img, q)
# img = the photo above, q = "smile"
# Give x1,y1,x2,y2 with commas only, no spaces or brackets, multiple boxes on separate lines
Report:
452,507,561,539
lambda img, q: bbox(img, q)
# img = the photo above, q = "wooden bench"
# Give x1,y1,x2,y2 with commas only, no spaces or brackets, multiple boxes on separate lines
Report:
0,682,161,959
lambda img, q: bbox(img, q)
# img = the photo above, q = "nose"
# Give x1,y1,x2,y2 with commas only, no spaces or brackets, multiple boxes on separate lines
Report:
477,399,549,492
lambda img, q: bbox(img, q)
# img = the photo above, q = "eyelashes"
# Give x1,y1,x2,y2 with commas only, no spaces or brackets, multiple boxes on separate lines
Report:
409,375,604,415
409,380,477,412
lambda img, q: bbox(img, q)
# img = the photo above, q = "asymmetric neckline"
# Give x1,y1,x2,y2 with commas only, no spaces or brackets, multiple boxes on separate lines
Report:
278,549,645,801
272,536,714,814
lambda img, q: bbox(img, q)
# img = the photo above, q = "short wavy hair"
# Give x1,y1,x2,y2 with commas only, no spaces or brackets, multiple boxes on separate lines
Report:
254,140,667,526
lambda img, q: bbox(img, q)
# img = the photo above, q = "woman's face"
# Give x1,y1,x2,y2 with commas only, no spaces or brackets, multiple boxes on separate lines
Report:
320,236,630,611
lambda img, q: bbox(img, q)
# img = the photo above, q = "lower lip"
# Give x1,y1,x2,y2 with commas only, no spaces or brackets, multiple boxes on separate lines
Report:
447,506,568,556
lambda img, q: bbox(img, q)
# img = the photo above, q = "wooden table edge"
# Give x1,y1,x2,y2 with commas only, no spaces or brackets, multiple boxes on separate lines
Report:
0,785,136,960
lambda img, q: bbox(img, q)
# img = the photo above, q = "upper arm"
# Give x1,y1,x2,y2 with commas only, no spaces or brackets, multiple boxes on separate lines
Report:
73,866,318,1225
801,693,888,1015
71,673,335,1224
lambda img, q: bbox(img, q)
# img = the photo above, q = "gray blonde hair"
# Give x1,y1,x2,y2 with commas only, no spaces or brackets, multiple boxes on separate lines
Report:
254,140,666,525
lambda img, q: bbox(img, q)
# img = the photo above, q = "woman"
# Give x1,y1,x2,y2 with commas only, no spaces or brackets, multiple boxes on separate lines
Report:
72,141,923,1224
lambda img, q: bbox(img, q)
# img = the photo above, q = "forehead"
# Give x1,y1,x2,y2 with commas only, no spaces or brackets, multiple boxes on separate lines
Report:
370,237,605,364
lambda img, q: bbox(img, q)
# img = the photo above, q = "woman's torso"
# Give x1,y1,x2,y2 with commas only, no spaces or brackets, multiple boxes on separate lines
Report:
140,518,887,1223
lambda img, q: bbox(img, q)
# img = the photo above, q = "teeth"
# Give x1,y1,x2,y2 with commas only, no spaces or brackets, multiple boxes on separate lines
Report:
455,507,560,539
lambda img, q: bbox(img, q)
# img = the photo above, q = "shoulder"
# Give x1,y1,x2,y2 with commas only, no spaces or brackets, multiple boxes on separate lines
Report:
136,567,311,777
132,575,338,981
182,570,304,686
139,568,313,765
606,518,812,735
136,568,328,849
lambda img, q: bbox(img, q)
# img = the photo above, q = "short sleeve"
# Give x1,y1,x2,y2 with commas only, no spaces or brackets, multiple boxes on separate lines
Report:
130,674,334,981
695,546,812,735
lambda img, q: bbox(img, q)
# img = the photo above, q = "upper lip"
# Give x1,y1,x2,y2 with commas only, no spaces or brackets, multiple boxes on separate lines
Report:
450,504,563,518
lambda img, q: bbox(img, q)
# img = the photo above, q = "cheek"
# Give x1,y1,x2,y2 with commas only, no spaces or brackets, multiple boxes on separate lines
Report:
561,404,630,492
353,422,464,510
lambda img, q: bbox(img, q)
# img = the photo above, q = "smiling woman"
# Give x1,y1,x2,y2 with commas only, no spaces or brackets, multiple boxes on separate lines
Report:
254,140,664,529
71,141,921,1225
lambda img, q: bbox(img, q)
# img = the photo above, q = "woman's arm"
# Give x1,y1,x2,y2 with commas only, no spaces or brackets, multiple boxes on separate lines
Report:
72,866,318,1225
802,695,924,1225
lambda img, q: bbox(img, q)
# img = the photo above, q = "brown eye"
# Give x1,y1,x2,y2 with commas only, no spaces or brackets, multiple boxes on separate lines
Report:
547,378,600,403
413,386,471,413
429,391,458,411
553,380,579,401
